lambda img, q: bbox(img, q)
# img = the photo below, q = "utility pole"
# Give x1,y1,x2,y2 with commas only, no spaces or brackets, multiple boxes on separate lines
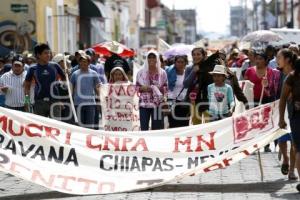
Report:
262,0,267,29
290,0,294,28
275,0,278,28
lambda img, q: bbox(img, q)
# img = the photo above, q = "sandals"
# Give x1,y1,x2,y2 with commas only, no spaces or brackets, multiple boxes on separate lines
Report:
281,164,289,175
288,173,298,181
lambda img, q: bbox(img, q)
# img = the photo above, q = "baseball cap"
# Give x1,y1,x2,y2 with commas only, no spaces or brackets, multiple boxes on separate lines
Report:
12,55,23,66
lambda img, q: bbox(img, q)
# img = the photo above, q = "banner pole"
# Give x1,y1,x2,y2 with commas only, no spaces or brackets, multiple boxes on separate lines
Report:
63,55,78,123
257,85,265,181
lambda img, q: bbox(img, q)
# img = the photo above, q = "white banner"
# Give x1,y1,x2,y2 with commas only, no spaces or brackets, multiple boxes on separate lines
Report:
100,84,140,131
0,101,286,195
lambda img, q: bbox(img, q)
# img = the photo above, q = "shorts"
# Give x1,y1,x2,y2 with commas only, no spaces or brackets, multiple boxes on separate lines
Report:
278,133,292,143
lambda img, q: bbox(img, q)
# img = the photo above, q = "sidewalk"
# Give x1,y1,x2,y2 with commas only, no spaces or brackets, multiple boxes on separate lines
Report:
0,153,299,200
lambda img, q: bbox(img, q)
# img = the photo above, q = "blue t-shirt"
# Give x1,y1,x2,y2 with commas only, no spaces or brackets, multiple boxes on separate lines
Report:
208,83,235,115
70,69,100,105
25,62,65,100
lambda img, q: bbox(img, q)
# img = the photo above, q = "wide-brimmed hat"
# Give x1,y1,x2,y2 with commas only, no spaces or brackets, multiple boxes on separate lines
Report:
209,65,227,76
52,53,71,64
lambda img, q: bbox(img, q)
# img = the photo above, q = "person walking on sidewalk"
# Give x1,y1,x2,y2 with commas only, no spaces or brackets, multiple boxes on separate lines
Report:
277,48,298,180
279,58,300,192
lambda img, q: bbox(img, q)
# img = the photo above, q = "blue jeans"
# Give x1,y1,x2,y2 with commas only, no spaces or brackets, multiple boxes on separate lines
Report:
76,105,95,129
139,107,164,131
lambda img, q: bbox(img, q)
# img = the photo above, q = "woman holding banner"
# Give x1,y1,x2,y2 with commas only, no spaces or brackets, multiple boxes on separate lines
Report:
245,50,280,153
165,55,190,128
109,67,129,83
279,58,300,192
136,50,168,130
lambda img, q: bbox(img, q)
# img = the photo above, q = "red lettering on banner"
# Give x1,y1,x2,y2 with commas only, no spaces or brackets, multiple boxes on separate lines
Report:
31,170,55,187
0,115,7,132
65,130,72,145
174,132,216,152
204,163,223,172
25,124,43,137
86,134,102,149
223,158,233,166
44,126,60,141
173,137,192,152
10,161,30,174
8,119,24,136
195,132,216,152
86,135,148,151
131,138,148,151
102,137,120,151
121,138,132,151
98,182,115,193
78,178,97,193
1,159,116,194
233,105,273,143
55,175,76,192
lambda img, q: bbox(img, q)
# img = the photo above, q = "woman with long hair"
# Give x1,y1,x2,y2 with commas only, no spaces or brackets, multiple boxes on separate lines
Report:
279,58,300,192
277,48,298,180
183,47,208,124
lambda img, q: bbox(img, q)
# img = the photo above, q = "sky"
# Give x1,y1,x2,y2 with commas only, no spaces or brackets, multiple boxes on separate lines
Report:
161,0,243,37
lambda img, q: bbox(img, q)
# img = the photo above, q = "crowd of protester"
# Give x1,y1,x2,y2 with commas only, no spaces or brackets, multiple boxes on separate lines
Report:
1,42,300,191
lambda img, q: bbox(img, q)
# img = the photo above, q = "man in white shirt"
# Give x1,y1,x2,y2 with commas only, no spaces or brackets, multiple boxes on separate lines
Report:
0,55,26,111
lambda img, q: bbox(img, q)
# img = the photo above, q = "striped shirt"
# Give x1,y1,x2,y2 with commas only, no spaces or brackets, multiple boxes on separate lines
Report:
0,70,27,107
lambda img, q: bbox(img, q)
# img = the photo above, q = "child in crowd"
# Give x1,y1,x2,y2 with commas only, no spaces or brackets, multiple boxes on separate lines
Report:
109,67,129,83
208,65,235,121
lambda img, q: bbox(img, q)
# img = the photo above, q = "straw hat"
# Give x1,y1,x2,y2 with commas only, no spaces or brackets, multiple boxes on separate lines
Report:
209,65,227,76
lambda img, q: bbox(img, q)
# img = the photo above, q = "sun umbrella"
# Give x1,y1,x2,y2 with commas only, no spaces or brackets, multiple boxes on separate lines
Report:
241,30,283,43
92,41,135,57
163,44,195,59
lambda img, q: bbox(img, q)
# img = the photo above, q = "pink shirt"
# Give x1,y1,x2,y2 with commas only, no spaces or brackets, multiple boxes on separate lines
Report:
136,70,168,108
245,66,280,101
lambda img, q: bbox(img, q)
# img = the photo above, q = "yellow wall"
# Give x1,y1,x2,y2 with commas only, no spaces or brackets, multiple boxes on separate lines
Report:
0,0,36,55
35,0,58,50
35,0,78,53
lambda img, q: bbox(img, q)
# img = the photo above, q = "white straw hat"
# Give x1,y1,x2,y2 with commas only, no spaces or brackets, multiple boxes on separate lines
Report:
209,65,227,75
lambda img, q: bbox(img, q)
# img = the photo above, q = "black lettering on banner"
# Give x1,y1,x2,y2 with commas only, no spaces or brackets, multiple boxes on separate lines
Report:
48,146,64,163
163,158,174,171
130,156,141,171
64,148,78,166
152,158,163,171
18,142,35,156
100,155,113,171
4,139,16,154
0,135,4,147
31,146,45,160
141,157,153,171
188,157,198,169
0,153,9,164
136,179,164,186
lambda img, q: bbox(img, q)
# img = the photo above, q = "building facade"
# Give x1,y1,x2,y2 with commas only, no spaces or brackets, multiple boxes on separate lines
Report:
0,0,79,56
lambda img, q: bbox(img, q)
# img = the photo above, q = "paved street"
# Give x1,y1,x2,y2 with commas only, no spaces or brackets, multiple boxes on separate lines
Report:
0,153,299,200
